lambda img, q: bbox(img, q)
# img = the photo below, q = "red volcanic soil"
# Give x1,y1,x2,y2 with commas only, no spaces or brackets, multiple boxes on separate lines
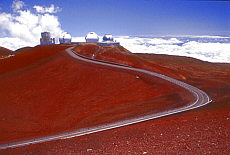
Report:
0,45,72,75
1,45,229,154
0,46,13,58
1,49,229,154
0,45,193,145
73,44,185,80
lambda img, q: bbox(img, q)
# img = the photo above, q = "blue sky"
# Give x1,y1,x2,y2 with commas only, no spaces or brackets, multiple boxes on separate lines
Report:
0,0,229,36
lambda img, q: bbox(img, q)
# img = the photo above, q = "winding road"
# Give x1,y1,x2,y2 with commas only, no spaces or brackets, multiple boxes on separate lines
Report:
0,46,212,150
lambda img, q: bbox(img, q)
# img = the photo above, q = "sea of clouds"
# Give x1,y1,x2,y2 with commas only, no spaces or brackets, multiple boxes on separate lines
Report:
0,0,230,63
115,36,230,63
72,36,230,63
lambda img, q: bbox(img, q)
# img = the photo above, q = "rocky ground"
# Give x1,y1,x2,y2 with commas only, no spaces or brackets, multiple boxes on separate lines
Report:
0,44,229,154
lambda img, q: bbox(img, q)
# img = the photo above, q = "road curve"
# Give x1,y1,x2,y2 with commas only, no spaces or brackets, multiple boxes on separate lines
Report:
0,47,212,150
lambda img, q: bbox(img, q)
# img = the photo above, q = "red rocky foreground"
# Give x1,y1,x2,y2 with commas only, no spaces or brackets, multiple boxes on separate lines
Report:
0,44,229,154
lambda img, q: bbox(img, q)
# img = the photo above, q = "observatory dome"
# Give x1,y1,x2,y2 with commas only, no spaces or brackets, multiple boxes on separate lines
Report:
85,32,99,43
60,32,71,39
103,34,114,41
59,32,72,44
97,33,120,46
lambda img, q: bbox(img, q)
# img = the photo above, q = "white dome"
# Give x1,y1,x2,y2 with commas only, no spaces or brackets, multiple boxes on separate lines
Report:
85,32,99,43
59,32,72,44
103,34,113,41
85,32,99,39
60,32,71,39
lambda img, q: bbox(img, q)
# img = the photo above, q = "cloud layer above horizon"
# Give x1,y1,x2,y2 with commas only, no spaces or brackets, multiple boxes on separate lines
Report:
72,36,230,63
115,36,230,63
0,0,63,50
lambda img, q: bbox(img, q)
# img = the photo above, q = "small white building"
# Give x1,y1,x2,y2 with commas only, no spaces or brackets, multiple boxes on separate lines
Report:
97,34,120,46
85,32,99,43
40,32,55,45
59,32,72,44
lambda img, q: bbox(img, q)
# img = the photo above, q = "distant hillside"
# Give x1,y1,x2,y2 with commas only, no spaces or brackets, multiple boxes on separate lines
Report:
73,44,184,80
0,46,13,58
0,44,72,75
15,46,34,52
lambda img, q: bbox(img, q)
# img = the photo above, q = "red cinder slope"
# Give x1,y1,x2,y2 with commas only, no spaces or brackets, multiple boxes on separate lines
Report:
0,45,72,75
73,44,183,80
0,46,14,58
2,53,228,154
0,45,193,144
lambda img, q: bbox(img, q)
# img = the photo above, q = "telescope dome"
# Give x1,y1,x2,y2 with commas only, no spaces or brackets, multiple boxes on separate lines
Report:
59,32,72,44
60,32,71,39
103,34,113,41
85,32,99,43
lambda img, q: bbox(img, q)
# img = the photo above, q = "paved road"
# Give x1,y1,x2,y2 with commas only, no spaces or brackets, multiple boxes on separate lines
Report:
0,47,211,150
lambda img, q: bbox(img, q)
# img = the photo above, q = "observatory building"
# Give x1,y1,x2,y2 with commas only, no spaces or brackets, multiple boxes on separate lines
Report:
40,32,55,45
59,32,72,44
103,34,114,41
85,32,99,43
97,34,120,46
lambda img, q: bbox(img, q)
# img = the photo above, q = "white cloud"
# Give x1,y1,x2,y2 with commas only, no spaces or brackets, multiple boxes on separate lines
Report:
0,37,32,51
72,37,85,42
162,35,230,39
116,36,230,63
0,1,63,50
11,0,25,12
33,4,61,14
